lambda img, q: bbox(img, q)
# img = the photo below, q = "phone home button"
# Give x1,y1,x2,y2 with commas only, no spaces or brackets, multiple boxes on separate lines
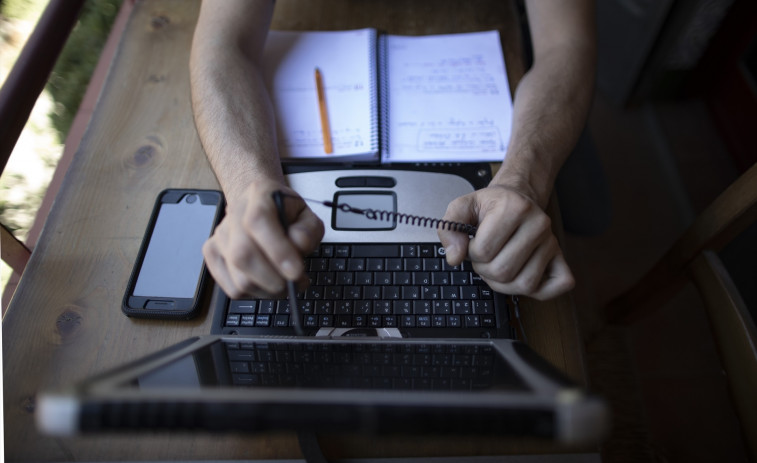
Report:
145,299,176,309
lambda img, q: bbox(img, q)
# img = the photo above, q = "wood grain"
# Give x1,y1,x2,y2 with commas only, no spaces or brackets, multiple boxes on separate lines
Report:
2,0,588,459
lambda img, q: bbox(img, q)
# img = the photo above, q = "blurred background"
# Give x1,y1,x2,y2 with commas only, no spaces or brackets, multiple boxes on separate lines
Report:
1,0,122,297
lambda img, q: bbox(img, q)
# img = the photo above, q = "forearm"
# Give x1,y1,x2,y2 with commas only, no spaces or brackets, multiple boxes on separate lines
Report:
493,0,596,209
189,0,280,204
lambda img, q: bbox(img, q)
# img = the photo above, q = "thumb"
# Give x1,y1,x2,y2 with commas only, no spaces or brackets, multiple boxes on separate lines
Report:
438,195,477,266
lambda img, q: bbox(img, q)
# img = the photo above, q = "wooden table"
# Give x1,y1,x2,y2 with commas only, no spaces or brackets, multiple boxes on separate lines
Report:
3,0,588,460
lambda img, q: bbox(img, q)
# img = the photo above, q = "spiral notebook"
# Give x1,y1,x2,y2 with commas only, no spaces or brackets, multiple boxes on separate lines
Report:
262,28,513,163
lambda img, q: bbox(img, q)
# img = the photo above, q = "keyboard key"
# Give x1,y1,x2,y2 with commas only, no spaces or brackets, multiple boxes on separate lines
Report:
422,286,440,299
352,244,400,257
241,314,256,327
347,258,365,271
374,301,391,315
464,315,481,327
393,271,411,285
401,315,416,327
364,287,381,299
393,301,413,315
402,286,421,299
316,272,335,285
229,301,256,314
405,258,422,271
354,300,372,314
451,272,471,285
344,286,362,299
441,286,460,299
225,242,502,333
423,258,443,271
320,245,334,257
258,301,275,314
329,259,347,271
402,245,418,257
432,272,450,285
315,301,333,314
413,300,432,315
413,272,431,285
386,258,403,271
473,300,494,314
366,258,384,271
274,315,289,327
461,286,479,299
433,300,452,314
419,244,435,257
382,286,400,299
335,301,352,315
374,272,392,285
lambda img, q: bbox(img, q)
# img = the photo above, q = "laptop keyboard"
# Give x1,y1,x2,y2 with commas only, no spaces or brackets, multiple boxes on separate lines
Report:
220,243,507,335
225,340,507,390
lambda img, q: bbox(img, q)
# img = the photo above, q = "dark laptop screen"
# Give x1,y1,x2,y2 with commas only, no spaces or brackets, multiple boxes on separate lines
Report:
130,340,530,392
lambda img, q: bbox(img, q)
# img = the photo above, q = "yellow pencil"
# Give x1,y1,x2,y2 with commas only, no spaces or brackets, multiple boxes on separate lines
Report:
314,67,333,154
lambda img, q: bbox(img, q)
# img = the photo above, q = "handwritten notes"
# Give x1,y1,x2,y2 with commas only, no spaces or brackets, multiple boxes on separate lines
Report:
382,31,512,162
263,29,378,161
262,29,511,163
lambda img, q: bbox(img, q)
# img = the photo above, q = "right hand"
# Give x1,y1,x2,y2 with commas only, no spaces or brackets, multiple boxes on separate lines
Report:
202,179,324,299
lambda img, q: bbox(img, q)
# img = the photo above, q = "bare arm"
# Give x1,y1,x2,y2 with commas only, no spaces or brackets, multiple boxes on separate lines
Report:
190,0,324,298
497,0,597,207
439,0,596,300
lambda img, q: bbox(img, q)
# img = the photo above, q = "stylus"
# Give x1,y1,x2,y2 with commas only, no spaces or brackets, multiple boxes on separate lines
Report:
272,191,305,336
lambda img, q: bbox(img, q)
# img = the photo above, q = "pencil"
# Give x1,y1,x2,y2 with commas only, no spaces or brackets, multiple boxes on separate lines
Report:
314,67,333,154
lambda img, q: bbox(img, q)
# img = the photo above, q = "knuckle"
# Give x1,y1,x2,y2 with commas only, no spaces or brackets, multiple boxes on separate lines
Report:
517,275,542,295
492,264,518,283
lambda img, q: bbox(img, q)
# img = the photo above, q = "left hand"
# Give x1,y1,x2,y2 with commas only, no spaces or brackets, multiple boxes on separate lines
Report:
437,184,574,301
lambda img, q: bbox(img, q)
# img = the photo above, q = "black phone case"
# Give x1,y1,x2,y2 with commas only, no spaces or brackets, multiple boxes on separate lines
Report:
122,189,224,320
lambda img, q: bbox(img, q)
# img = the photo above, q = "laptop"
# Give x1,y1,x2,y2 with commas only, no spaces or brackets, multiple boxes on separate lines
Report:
36,164,609,444
212,163,511,339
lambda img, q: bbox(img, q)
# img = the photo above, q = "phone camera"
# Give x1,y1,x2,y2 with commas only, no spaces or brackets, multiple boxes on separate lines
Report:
185,194,198,204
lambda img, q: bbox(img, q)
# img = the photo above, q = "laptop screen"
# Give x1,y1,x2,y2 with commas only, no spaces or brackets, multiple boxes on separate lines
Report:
131,339,530,392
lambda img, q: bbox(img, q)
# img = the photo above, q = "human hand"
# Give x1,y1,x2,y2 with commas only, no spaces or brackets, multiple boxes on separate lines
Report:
437,184,574,300
202,180,324,299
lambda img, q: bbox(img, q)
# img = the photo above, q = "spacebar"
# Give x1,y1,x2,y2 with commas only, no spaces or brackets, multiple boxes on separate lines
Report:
351,244,400,257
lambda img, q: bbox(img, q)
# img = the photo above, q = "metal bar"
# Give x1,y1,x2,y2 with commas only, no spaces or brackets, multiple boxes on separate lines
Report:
0,0,86,175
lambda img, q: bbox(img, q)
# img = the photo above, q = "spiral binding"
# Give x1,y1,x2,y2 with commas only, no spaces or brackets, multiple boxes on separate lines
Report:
278,191,477,236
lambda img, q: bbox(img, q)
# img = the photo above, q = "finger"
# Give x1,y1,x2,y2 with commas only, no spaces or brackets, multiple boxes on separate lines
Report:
203,237,254,299
473,212,552,283
480,244,574,301
438,196,476,265
203,236,270,299
288,206,325,255
529,253,575,300
224,218,289,295
467,196,533,264
242,198,304,281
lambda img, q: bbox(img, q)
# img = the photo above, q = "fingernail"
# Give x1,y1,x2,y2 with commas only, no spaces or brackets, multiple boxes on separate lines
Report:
281,259,300,279
445,244,459,258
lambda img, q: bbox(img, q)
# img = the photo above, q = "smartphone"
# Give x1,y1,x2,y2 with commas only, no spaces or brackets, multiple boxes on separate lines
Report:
122,189,224,319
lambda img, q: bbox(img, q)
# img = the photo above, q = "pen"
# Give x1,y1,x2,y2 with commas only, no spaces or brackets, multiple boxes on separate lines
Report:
314,67,333,154
272,191,305,336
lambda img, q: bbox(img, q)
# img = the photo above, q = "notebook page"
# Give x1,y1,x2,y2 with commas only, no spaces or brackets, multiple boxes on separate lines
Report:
382,31,513,163
263,29,378,161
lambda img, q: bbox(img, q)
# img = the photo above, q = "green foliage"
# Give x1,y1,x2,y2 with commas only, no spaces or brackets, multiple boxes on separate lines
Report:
0,0,46,21
45,0,123,142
